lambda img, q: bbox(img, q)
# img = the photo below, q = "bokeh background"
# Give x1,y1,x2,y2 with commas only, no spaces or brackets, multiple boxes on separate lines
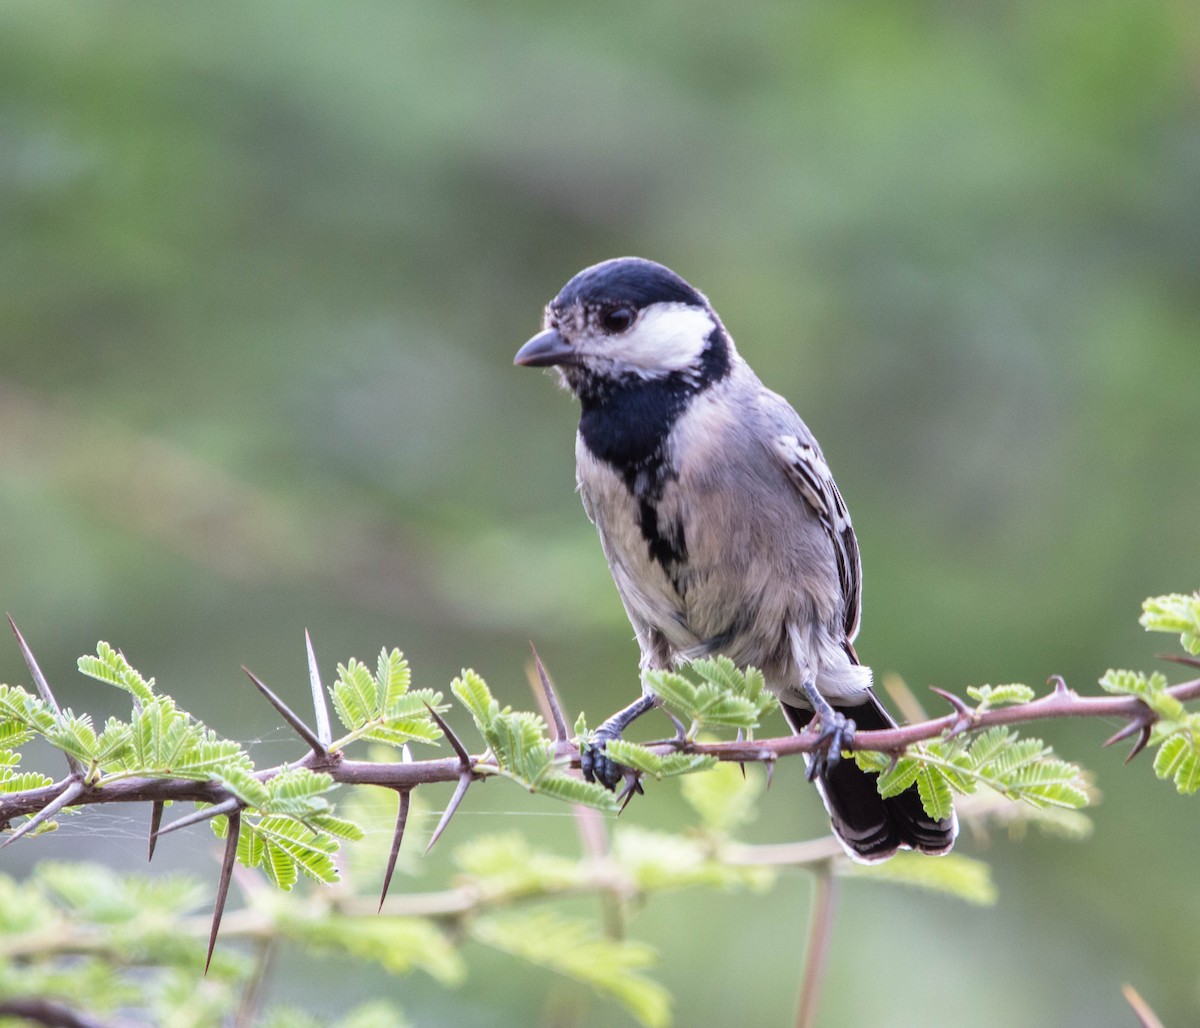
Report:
2,1,1199,1024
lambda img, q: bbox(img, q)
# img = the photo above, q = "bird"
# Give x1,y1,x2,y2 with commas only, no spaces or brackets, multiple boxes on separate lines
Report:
514,257,956,862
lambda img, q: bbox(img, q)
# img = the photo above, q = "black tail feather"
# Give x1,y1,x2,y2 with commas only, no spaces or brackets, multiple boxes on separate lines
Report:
783,694,957,862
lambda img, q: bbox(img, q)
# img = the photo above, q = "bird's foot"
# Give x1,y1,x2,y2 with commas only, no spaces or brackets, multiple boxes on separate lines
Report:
805,710,856,781
581,731,644,811
579,693,658,796
581,725,633,791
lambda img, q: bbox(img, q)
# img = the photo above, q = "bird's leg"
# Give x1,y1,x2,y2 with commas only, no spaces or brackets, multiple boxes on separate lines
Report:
800,678,855,782
581,693,658,791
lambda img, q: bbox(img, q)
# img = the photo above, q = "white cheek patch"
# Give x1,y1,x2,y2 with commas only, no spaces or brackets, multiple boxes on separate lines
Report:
602,302,716,375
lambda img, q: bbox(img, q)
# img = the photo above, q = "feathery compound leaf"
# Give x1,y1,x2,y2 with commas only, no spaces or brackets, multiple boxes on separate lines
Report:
472,913,670,1028
43,712,98,762
965,684,1035,710
848,851,996,905
284,913,464,984
1099,669,1184,721
1007,761,1090,808
219,813,343,889
690,655,743,695
254,816,340,884
1154,735,1200,794
305,812,365,841
453,831,586,895
376,648,412,713
212,763,270,808
966,726,1017,767
0,721,34,747
876,757,921,799
1,769,55,793
331,658,379,730
491,710,550,778
656,752,719,776
0,684,57,733
177,736,255,779
1140,591,1200,655
76,642,156,704
262,768,337,817
602,739,716,779
602,739,666,776
852,749,891,775
915,764,955,821
641,670,698,718
911,728,1089,811
645,662,775,734
451,669,498,735
92,718,134,766
528,771,619,810
680,756,763,833
613,825,772,892
691,691,764,729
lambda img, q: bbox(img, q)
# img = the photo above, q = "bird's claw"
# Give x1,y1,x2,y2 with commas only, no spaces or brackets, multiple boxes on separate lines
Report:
805,710,856,781
581,730,630,791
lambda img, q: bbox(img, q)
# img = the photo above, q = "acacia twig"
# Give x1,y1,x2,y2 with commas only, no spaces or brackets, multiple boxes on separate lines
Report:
796,866,839,1028
4,675,1200,830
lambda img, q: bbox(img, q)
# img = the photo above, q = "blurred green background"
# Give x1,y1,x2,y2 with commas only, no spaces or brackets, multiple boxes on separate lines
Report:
2,0,1199,1024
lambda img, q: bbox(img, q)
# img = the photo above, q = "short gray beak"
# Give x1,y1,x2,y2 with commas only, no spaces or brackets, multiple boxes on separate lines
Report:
514,328,577,368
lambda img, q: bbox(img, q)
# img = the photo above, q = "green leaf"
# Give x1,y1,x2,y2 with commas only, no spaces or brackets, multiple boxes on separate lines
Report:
255,816,340,885
212,764,270,808
376,648,412,713
612,825,772,893
93,719,133,766
848,851,996,905
875,757,920,798
915,764,955,821
451,669,497,734
690,655,743,696
1140,591,1200,655
1154,734,1200,794
680,757,763,833
852,749,891,774
601,739,717,779
602,739,665,775
642,670,698,718
472,912,670,1028
335,1002,411,1028
44,712,99,762
0,684,57,733
453,831,585,897
0,769,55,793
655,752,718,776
531,771,619,811
643,661,775,735
965,684,1035,709
0,720,34,747
76,642,156,704
331,658,380,731
307,812,365,841
283,913,464,985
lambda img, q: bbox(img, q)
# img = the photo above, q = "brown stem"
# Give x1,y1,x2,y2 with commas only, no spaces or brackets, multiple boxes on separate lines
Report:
795,866,839,1028
4,676,1198,831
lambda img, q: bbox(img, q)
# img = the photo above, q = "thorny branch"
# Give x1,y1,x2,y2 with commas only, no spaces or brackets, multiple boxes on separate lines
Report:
0,671,1195,825
1,613,1198,971
3,673,1197,829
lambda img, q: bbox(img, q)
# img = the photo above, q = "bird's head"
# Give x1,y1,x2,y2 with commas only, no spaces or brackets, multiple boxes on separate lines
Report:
514,257,734,398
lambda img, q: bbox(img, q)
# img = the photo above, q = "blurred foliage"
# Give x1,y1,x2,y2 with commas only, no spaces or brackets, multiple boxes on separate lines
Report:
2,599,1199,1024
0,662,1013,1028
1,0,1199,1024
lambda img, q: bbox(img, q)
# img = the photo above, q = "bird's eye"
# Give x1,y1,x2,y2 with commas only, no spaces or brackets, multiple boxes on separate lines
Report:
600,306,636,334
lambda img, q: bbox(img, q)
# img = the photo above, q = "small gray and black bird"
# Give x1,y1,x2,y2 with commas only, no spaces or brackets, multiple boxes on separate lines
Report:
514,257,956,862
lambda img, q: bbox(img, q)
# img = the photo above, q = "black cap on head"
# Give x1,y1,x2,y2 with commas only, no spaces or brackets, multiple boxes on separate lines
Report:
551,257,707,313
